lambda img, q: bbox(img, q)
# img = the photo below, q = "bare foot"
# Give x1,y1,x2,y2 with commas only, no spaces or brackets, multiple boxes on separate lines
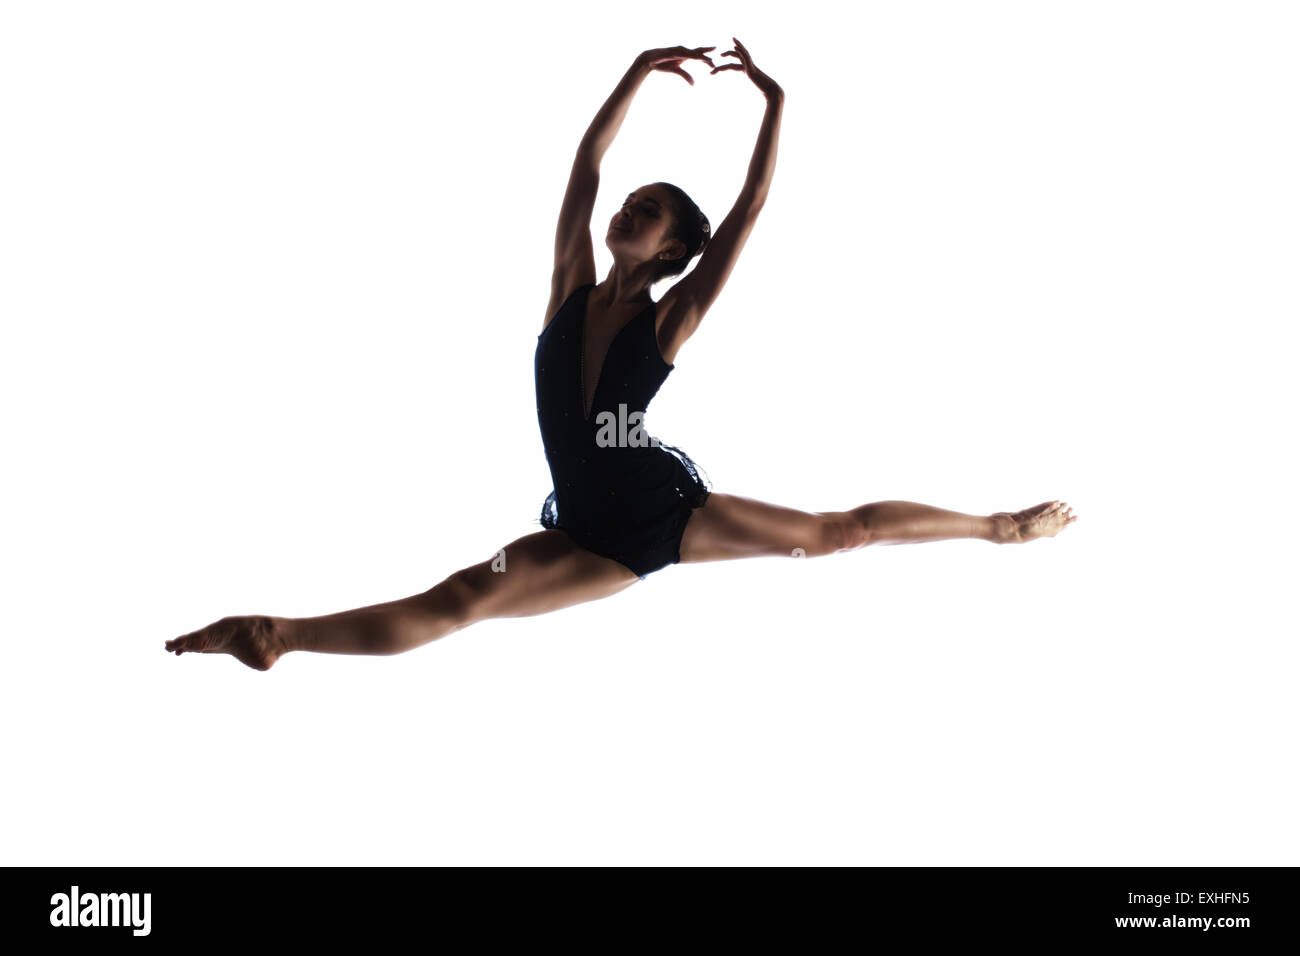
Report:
990,500,1077,543
165,615,288,671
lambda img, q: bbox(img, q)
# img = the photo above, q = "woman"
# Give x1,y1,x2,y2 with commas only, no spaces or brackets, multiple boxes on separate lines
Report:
166,39,1076,670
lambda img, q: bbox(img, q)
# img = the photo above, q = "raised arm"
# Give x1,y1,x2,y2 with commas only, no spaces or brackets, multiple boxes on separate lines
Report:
659,39,784,355
545,46,717,328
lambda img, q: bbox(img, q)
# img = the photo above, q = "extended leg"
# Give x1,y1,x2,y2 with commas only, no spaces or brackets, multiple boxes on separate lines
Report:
165,529,640,669
678,492,1076,564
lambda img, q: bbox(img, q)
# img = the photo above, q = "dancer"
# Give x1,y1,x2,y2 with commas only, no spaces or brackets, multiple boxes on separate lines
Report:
166,39,1076,671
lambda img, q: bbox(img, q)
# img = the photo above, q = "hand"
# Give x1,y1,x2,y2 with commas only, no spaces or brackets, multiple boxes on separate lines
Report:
710,37,783,99
639,45,717,85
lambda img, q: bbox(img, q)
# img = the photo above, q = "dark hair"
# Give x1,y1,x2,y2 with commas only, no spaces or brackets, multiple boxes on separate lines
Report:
651,182,710,283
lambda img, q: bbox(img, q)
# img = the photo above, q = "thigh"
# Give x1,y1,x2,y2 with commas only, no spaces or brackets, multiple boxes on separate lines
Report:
678,491,851,563
440,529,640,624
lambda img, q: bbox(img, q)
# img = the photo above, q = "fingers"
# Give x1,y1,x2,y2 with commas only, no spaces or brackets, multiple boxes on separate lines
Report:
688,46,716,69
671,44,716,64
651,46,718,81
713,50,743,74
701,39,753,78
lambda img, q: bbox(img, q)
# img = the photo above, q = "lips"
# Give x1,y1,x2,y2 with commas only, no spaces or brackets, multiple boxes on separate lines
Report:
613,221,631,232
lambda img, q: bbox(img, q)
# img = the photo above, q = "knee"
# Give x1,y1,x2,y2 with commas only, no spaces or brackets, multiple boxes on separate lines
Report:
429,566,490,629
826,511,870,553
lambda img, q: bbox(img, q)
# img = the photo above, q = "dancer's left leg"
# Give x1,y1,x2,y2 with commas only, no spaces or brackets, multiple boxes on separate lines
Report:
678,492,1075,564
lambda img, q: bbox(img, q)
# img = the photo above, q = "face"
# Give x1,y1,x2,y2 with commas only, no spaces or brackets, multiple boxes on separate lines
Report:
606,185,683,265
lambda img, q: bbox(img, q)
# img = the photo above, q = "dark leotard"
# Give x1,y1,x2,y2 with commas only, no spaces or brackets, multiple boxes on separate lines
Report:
534,282,712,579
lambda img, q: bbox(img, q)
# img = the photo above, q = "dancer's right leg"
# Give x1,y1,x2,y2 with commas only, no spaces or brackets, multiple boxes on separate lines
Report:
165,530,640,668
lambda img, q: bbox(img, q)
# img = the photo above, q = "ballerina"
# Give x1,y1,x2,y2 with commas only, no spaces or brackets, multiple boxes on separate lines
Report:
166,39,1076,671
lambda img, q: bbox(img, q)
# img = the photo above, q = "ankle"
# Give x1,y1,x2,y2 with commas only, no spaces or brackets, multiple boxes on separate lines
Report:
269,616,299,656
988,513,1019,544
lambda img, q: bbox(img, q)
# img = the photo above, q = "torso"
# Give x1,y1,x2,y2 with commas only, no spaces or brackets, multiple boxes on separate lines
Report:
532,280,714,573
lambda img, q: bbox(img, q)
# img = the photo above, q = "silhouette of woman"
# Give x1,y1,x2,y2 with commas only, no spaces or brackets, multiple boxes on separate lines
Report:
166,39,1076,671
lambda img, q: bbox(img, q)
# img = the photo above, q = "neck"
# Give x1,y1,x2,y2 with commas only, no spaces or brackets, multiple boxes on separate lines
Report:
597,262,658,307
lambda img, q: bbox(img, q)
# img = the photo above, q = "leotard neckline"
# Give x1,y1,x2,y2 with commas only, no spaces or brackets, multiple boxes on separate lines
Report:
577,283,673,421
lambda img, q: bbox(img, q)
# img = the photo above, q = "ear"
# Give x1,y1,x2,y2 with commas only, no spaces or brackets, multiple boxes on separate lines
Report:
659,238,688,262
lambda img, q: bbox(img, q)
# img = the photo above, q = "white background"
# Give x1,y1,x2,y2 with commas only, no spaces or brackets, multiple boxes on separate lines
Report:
2,0,1296,865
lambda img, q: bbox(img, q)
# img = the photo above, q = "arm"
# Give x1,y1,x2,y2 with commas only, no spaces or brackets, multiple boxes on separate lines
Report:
545,47,716,327
729,76,784,210
548,57,650,313
660,39,784,350
580,54,653,161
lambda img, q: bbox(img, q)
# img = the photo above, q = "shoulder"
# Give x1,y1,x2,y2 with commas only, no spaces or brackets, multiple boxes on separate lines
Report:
541,273,595,335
